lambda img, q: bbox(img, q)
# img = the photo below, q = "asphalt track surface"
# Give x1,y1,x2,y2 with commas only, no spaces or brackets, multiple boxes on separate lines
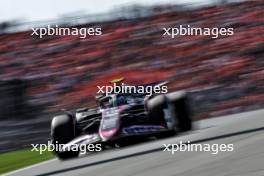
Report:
4,109,264,176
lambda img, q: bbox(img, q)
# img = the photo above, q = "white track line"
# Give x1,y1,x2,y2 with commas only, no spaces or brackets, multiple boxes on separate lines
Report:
2,158,57,176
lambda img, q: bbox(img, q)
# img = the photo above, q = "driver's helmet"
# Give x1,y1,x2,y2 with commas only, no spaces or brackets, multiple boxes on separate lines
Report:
110,77,124,85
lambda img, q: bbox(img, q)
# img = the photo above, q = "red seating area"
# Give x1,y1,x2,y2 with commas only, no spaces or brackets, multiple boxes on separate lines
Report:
0,1,263,118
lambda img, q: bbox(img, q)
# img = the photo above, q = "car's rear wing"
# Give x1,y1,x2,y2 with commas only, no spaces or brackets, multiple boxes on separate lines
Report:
137,80,169,88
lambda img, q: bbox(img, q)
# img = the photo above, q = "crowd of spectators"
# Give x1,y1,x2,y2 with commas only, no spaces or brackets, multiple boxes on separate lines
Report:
0,0,263,119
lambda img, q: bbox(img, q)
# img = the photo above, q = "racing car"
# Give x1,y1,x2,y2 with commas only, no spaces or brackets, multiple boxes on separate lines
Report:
50,80,192,159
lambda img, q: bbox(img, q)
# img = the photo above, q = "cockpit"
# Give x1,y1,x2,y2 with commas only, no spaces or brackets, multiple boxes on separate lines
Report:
99,94,131,108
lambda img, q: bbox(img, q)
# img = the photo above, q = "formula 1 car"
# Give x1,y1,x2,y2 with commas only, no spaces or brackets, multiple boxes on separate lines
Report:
50,81,192,159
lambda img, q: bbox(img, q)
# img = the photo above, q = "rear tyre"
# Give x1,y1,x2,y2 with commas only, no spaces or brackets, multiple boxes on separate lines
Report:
166,91,192,132
147,95,167,125
51,115,79,160
147,91,192,138
147,95,176,138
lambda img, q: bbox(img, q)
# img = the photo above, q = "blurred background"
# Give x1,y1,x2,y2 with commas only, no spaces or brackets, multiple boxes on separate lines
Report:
0,0,263,152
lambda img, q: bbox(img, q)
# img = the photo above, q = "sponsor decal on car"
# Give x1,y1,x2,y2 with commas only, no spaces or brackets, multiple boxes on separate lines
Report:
122,125,165,134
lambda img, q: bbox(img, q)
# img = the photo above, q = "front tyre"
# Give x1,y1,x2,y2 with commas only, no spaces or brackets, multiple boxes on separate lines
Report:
51,115,79,160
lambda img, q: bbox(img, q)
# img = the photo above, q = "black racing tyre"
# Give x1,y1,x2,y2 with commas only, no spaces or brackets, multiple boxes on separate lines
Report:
51,115,79,160
147,95,176,138
166,91,192,132
147,95,167,125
